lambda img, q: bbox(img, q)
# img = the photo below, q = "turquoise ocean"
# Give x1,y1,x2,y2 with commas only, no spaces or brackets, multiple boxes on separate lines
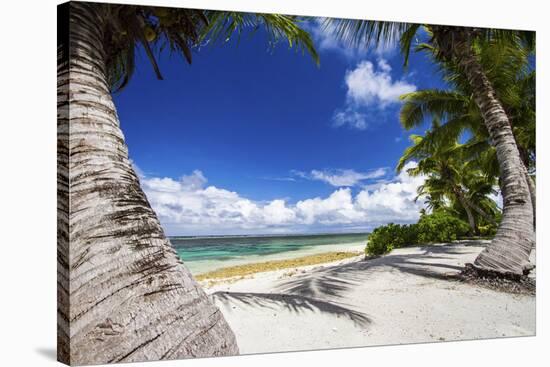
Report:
171,233,369,275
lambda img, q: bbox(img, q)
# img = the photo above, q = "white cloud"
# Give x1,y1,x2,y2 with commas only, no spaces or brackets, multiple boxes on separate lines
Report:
344,60,416,107
333,109,368,130
489,190,503,209
296,188,364,225
180,170,207,190
355,162,426,222
130,159,146,178
139,165,425,235
307,19,361,59
377,58,392,72
307,168,387,187
332,59,416,130
263,199,297,225
260,176,296,182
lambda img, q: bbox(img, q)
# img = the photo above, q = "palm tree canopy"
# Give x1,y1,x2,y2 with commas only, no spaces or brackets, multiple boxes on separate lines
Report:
398,120,499,227
96,4,319,92
398,35,535,171
325,18,534,67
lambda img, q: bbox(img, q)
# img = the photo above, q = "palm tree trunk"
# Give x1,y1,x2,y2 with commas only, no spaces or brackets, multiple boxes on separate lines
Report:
462,197,498,227
434,29,535,276
455,190,476,234
58,3,238,365
524,167,536,228
516,135,535,227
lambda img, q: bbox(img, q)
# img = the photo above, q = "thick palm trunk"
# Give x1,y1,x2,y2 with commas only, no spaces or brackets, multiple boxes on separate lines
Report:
57,3,238,365
434,29,535,276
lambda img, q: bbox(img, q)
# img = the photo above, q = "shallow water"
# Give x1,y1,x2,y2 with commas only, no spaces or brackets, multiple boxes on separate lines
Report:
170,233,369,275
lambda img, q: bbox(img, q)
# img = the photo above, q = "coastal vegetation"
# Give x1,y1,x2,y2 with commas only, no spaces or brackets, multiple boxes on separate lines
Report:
397,120,501,236
327,21,535,275
367,211,472,256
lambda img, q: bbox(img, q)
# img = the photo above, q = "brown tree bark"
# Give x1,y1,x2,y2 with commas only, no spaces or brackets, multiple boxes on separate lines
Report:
524,167,536,228
57,3,238,364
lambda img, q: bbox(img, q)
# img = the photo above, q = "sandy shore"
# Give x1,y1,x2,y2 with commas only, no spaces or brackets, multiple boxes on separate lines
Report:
202,240,536,354
196,251,362,283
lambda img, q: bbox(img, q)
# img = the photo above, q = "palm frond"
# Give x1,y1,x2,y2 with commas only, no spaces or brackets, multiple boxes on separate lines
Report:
203,11,319,65
324,18,418,55
399,90,469,129
400,24,421,67
101,4,319,92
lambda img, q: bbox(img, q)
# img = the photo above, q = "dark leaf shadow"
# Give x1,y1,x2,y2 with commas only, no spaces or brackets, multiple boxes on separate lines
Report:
276,243,484,300
212,291,371,327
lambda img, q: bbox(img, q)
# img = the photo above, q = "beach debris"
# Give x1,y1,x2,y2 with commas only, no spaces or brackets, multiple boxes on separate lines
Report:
458,264,536,295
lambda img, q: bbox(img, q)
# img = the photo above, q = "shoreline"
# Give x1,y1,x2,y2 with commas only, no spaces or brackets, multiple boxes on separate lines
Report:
196,250,362,284
185,241,366,276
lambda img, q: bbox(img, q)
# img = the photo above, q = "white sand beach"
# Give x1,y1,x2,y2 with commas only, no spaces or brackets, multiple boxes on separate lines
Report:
201,240,536,354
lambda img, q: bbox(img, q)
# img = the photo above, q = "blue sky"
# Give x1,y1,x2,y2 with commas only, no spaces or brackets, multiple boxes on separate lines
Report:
114,18,447,235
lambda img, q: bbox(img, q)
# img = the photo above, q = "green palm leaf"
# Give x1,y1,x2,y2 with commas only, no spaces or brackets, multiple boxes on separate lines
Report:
102,4,319,92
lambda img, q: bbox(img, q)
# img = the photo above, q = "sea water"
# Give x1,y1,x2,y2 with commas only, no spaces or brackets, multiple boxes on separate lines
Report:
171,233,369,275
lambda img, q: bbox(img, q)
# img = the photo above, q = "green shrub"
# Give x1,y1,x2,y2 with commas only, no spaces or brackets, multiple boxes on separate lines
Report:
366,223,418,256
416,211,470,243
478,224,497,237
365,211,470,256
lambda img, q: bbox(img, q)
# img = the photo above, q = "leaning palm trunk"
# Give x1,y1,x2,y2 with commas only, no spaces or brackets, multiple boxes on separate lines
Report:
433,28,535,276
462,196,498,228
455,189,477,234
57,3,238,365
524,168,536,228
518,147,536,226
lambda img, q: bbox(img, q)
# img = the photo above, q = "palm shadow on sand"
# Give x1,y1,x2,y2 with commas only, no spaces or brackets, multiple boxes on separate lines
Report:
275,242,485,300
212,291,371,327
212,243,486,331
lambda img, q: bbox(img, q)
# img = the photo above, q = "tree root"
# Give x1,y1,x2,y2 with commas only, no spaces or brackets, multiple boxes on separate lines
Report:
457,263,535,295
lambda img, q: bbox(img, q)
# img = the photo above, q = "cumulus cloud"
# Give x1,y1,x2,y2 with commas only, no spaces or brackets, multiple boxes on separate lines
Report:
332,59,416,130
139,165,425,235
344,60,416,107
140,170,297,234
355,162,426,222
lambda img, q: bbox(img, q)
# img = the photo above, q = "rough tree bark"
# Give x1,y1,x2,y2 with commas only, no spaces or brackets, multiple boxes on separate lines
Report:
432,27,535,276
524,168,536,228
518,148,536,226
57,3,238,365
